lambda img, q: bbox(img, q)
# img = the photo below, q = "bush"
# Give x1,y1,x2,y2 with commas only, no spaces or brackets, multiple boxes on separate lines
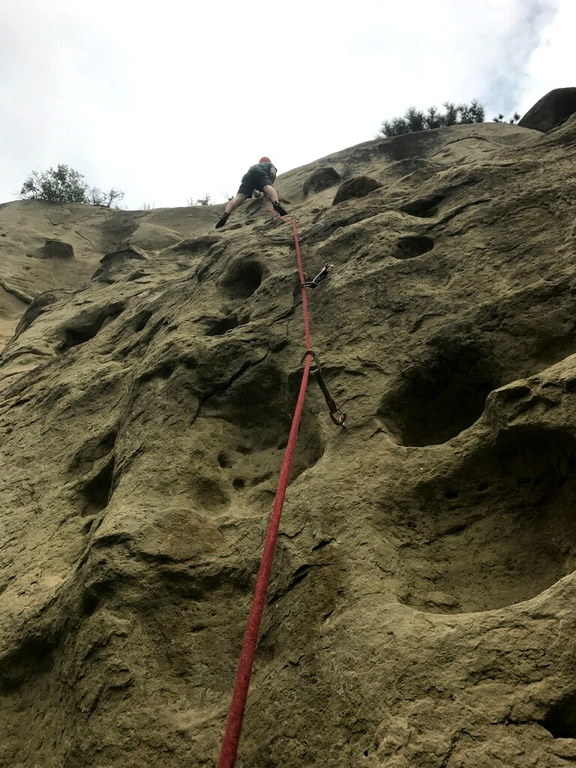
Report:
188,194,212,206
380,100,485,137
493,112,521,124
20,165,124,207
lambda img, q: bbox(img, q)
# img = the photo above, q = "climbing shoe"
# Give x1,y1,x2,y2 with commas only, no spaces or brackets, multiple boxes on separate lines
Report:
273,201,288,216
215,212,229,229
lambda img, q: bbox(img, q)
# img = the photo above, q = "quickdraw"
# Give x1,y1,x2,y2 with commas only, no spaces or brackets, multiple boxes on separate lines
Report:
301,350,347,428
301,262,334,289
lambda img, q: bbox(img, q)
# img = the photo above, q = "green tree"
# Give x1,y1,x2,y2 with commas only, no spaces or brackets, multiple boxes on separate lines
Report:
425,105,442,129
20,165,124,207
493,112,521,124
458,99,485,123
405,106,426,132
379,100,486,137
443,102,459,126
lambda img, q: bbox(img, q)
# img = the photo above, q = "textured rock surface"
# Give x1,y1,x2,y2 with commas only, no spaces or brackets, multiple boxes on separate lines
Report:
2,114,576,767
332,175,382,204
518,86,576,132
303,166,342,196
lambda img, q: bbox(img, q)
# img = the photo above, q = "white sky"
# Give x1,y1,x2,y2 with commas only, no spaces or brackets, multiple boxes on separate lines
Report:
1,0,574,210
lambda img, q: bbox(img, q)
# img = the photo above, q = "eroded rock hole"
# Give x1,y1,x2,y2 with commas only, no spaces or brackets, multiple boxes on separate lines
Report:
81,592,101,617
218,452,233,468
134,310,153,331
252,471,273,485
41,239,74,259
60,316,107,349
127,270,149,281
81,519,94,535
393,236,435,260
399,426,576,613
221,260,264,300
379,339,499,446
0,635,57,693
171,235,220,255
543,693,576,738
70,429,117,474
80,581,115,616
206,363,325,486
303,166,342,196
139,360,178,383
81,458,115,514
192,475,230,511
205,314,240,336
399,194,444,218
59,304,124,351
332,176,381,205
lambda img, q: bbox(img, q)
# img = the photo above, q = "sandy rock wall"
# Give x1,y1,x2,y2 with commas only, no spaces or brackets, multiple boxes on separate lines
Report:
2,117,576,767
0,201,216,350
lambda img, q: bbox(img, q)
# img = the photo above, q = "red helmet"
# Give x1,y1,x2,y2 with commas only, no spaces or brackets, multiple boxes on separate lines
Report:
259,156,271,163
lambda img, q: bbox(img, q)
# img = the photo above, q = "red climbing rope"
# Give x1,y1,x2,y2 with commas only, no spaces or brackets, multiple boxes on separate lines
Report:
216,214,314,768
217,356,312,768
291,219,313,349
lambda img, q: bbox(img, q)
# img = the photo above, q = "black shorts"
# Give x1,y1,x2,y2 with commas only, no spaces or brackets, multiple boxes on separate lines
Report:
237,168,272,197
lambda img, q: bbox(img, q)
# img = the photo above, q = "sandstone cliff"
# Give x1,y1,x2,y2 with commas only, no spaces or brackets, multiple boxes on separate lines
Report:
2,107,576,767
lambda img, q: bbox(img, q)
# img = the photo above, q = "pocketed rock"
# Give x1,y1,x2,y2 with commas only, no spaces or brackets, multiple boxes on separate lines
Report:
2,98,576,768
332,174,382,204
303,166,342,196
41,238,74,259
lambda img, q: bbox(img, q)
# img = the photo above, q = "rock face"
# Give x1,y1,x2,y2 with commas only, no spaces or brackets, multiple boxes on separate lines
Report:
518,87,576,132
2,112,576,768
303,166,342,196
41,238,75,259
332,174,382,204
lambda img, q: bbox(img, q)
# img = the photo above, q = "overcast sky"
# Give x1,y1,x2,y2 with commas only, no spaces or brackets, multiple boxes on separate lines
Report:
1,0,574,210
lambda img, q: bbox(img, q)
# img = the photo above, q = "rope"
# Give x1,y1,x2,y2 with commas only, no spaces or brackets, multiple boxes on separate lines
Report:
216,212,314,768
217,355,312,768
291,219,313,349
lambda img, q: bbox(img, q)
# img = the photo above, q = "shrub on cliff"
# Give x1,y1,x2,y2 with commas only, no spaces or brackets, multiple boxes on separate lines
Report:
493,112,521,124
20,165,124,207
380,100,485,137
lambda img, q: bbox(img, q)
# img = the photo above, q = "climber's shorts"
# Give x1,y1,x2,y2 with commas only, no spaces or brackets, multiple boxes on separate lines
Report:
237,168,272,197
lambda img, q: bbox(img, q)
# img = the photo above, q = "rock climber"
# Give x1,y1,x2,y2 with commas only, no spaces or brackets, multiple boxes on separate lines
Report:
215,157,288,228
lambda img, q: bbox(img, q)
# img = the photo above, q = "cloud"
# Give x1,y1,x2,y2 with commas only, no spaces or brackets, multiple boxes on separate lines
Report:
518,0,576,113
0,0,571,209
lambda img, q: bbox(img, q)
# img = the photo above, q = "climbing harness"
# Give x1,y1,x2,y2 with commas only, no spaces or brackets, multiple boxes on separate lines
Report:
216,207,346,768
